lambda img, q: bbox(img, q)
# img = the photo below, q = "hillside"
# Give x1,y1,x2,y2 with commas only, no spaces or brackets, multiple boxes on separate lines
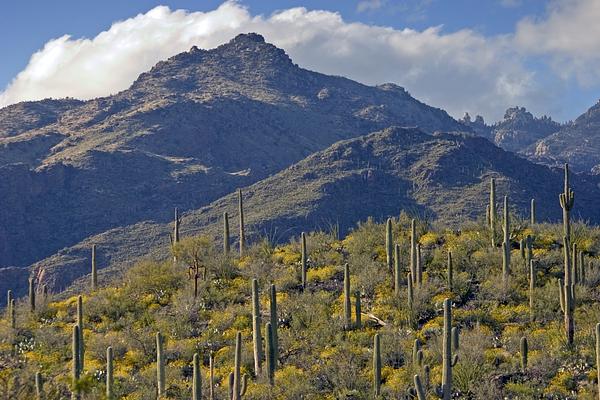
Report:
28,127,600,297
528,101,600,174
0,33,463,286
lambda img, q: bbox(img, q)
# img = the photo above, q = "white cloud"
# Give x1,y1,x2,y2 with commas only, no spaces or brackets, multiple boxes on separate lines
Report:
515,0,600,86
357,0,385,13
0,0,568,121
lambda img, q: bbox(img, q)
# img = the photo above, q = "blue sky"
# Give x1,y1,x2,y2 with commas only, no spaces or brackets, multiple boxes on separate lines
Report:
1,0,599,122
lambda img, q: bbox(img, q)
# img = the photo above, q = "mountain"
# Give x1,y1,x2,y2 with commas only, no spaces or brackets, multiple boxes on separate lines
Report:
0,33,463,280
528,101,600,174
460,107,561,153
29,127,600,296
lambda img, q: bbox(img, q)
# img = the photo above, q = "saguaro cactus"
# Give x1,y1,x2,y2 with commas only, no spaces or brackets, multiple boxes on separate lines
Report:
193,353,202,400
91,245,97,291
251,279,263,375
106,346,114,400
386,218,393,272
447,251,453,292
29,278,36,313
156,332,165,398
410,219,417,285
529,260,536,321
238,189,245,257
35,372,43,400
414,374,427,400
407,273,414,310
490,178,497,247
265,322,275,386
530,198,536,225
563,238,575,345
72,325,81,400
502,196,511,282
435,298,457,400
394,244,401,296
559,164,574,240
373,334,381,396
76,296,85,371
520,337,528,372
343,264,352,330
416,244,423,287
209,353,215,400
232,332,248,400
301,232,307,289
171,208,181,264
269,284,278,364
224,212,230,255
9,299,15,329
6,290,12,321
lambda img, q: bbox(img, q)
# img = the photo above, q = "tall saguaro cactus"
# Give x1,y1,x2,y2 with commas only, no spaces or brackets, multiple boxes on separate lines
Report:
238,189,245,257
9,299,15,329
394,244,401,296
529,260,536,321
559,164,574,241
171,208,181,264
265,322,275,386
355,291,362,329
502,196,511,282
193,353,202,400
76,296,85,371
251,279,263,376
490,178,497,247
595,323,600,400
232,332,248,400
435,298,457,400
6,290,12,321
269,284,278,364
343,264,352,330
35,372,43,400
520,337,528,372
301,232,307,290
385,218,393,272
91,245,97,291
563,238,575,345
106,346,114,400
410,219,417,285
530,198,536,225
72,325,81,400
224,212,230,255
156,332,165,398
373,334,381,396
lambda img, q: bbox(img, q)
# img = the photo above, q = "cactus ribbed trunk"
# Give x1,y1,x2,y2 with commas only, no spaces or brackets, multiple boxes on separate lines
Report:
407,273,413,310
193,353,202,400
209,353,215,400
156,332,165,398
269,284,278,365
343,264,351,329
9,299,15,329
76,296,84,372
520,337,528,372
238,189,245,257
106,346,114,400
233,332,242,400
530,198,536,225
414,374,426,400
441,298,453,400
410,219,417,285
490,178,496,247
595,323,600,400
35,372,43,400
385,218,393,272
502,196,510,282
91,245,97,291
265,322,275,386
394,244,401,296
72,325,81,400
224,212,230,255
301,232,307,290
529,260,535,321
563,238,574,345
373,334,381,396
251,279,262,376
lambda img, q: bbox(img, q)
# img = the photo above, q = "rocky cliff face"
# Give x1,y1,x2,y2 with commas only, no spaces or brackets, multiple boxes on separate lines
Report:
528,101,600,174
0,33,464,297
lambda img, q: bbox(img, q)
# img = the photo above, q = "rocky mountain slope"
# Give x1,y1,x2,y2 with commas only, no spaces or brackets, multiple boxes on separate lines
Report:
528,101,600,174
0,33,463,277
30,127,600,296
460,107,561,153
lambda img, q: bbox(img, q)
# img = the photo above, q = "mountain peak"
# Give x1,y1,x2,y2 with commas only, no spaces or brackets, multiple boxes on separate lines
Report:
230,32,266,44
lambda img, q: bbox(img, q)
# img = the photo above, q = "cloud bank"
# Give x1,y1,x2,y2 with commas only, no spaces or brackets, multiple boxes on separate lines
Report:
1,0,598,121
